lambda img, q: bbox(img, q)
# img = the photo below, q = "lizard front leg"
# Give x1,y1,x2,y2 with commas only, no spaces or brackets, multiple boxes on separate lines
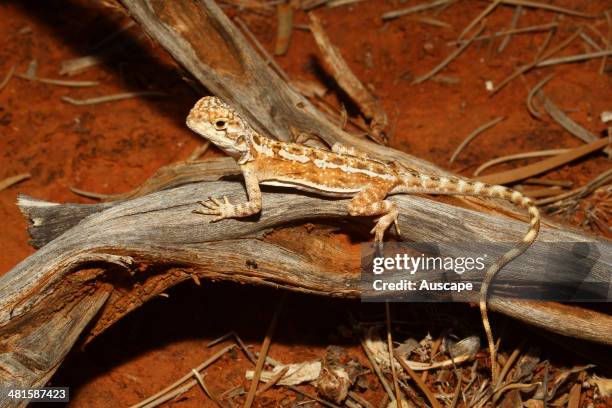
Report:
348,184,399,243
194,164,262,221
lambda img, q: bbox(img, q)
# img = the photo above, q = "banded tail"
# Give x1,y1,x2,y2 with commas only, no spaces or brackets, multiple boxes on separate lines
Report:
399,170,541,382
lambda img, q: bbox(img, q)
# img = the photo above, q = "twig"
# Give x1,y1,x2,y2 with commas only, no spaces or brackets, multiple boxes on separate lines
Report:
385,303,403,407
476,138,609,185
381,0,453,21
0,65,15,93
348,391,376,408
392,350,442,408
16,73,99,87
497,0,597,18
61,91,164,106
456,0,500,41
493,341,524,391
243,293,286,408
449,116,504,163
234,17,290,82
413,24,485,84
308,13,388,136
192,370,226,408
130,344,235,408
536,168,612,206
0,173,31,192
274,2,293,55
255,366,289,395
360,338,395,400
498,5,522,53
526,74,554,118
536,49,612,67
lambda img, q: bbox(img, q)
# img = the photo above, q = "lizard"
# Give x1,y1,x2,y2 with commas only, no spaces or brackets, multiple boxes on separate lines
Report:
186,96,540,382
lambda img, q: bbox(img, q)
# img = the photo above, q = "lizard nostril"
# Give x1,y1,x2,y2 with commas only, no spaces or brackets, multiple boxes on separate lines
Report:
214,120,227,129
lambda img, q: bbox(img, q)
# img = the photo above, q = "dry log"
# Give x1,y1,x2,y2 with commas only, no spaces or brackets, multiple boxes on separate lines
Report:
1,176,611,405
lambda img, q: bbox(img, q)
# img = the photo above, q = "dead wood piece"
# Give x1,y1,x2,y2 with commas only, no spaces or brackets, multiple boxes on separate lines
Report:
308,13,388,137
2,179,612,403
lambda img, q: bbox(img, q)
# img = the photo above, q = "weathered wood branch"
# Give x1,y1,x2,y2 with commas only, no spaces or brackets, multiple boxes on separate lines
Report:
1,178,611,405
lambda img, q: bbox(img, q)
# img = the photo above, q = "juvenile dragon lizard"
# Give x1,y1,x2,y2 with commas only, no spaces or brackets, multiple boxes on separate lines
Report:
186,96,540,381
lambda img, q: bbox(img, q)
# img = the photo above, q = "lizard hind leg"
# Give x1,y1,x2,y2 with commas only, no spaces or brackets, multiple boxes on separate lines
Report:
348,185,400,243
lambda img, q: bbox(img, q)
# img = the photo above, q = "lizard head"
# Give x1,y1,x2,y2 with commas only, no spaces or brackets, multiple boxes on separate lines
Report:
186,96,253,160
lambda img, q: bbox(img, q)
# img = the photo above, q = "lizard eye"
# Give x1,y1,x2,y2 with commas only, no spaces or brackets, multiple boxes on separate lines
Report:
213,119,228,130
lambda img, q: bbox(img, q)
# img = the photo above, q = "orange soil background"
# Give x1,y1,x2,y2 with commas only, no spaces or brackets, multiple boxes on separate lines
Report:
0,0,610,406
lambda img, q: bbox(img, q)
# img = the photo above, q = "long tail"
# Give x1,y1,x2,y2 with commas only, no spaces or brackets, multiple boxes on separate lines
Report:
398,170,541,382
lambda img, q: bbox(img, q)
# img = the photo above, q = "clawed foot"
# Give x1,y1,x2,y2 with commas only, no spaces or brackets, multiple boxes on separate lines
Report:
193,196,236,222
370,208,401,243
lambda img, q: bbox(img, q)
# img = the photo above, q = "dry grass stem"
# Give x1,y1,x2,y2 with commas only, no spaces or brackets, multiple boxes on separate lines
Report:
308,13,388,136
0,173,31,192
456,0,500,41
243,293,286,408
524,177,572,187
69,186,113,200
206,331,257,364
381,0,453,21
526,73,554,118
498,5,522,53
16,73,99,87
255,366,289,396
477,138,609,185
235,17,290,82
537,168,612,206
497,0,597,18
130,344,236,408
580,32,603,51
0,65,15,93
192,370,226,408
360,338,396,400
348,391,376,408
536,49,612,67
385,303,404,407
285,385,342,408
491,27,582,95
188,142,211,161
61,91,164,105
392,350,442,408
473,148,568,176
489,23,549,94
537,90,605,153
89,21,137,52
522,186,563,198
452,22,557,45
449,116,504,163
275,3,293,55
413,24,485,84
